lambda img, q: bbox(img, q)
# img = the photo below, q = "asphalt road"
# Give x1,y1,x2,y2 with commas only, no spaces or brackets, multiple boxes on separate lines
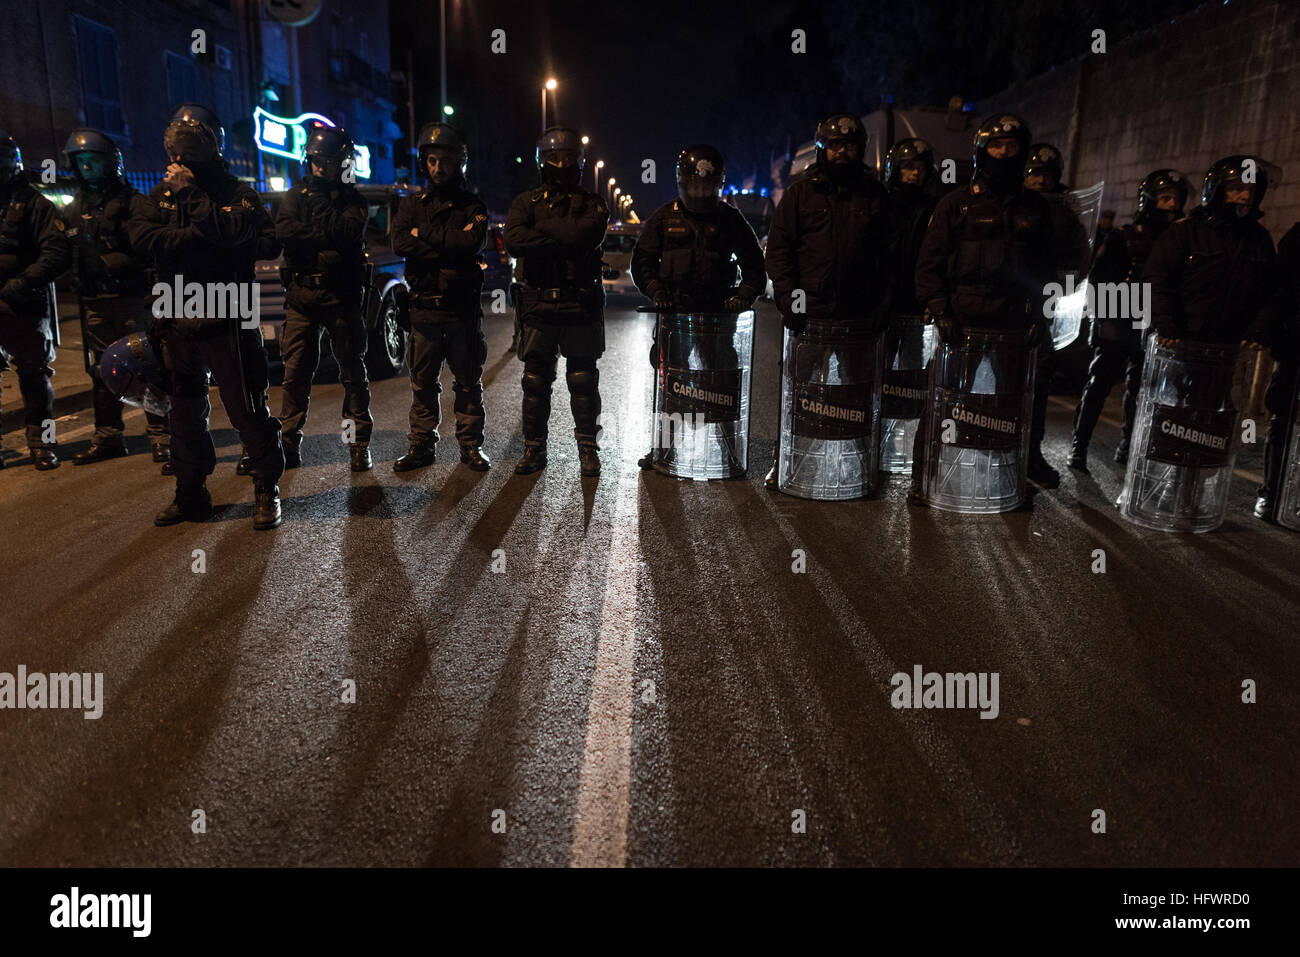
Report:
1,299,1296,867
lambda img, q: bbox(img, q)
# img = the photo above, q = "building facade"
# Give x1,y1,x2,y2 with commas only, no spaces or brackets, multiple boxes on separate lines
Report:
1,0,399,191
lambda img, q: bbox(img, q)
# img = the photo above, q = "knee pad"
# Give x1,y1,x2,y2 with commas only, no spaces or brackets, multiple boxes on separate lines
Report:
522,369,553,395
566,365,598,393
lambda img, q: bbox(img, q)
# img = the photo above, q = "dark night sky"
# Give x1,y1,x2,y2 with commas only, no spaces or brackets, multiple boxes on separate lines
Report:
392,0,810,213
390,0,1204,215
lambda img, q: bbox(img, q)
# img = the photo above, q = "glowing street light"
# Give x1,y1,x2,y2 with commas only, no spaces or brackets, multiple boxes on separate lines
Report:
542,78,558,129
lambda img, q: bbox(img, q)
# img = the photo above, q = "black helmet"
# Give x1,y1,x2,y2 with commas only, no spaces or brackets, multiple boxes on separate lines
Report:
417,123,468,185
1024,142,1063,187
0,129,23,182
1201,155,1268,217
302,125,353,180
535,126,585,187
100,333,171,415
164,103,225,162
885,137,936,189
1136,168,1188,222
815,113,866,167
63,128,125,183
676,143,725,213
973,113,1031,191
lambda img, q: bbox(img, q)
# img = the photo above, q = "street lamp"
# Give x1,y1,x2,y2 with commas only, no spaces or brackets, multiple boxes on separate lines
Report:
542,77,557,129
608,176,615,207
594,159,604,195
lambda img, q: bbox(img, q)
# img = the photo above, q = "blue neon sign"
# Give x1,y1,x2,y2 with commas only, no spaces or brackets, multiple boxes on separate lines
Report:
253,107,371,179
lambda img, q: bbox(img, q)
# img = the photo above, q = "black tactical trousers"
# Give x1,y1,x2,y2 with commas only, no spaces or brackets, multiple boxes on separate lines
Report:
406,313,487,448
0,308,55,448
83,295,169,444
160,326,284,487
518,318,603,447
279,303,372,444
1073,343,1143,451
1262,354,1299,499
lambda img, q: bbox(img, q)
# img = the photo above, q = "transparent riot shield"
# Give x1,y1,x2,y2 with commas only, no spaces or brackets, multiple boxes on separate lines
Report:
1118,338,1260,533
777,320,884,500
918,327,1037,513
880,313,936,473
1277,378,1300,532
649,309,754,480
1047,181,1105,352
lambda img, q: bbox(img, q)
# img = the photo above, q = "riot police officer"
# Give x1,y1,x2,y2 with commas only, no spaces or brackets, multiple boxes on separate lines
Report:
910,112,1059,503
128,104,285,529
276,125,372,472
1023,142,1091,487
1069,169,1188,471
503,127,609,477
390,123,490,473
763,114,894,487
631,143,765,469
1143,155,1278,423
61,128,171,471
1256,220,1299,523
0,129,69,471
885,137,938,317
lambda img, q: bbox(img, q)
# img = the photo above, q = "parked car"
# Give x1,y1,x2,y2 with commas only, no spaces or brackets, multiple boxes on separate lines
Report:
600,222,644,299
256,184,416,379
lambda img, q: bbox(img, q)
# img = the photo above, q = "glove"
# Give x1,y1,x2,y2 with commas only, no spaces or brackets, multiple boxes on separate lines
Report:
782,313,807,335
936,317,963,343
0,277,30,305
652,289,672,309
723,294,752,313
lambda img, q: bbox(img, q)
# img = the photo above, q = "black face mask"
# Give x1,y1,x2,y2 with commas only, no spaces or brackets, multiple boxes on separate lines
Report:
540,163,581,188
979,153,1024,193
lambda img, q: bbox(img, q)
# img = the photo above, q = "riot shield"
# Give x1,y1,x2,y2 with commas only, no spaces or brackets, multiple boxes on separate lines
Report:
777,319,884,500
1276,375,1300,532
880,313,936,474
1048,181,1105,352
649,309,754,479
1118,337,1259,533
918,326,1037,513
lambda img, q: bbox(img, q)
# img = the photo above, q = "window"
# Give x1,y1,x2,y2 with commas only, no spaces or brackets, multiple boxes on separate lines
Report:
75,17,124,134
166,52,199,110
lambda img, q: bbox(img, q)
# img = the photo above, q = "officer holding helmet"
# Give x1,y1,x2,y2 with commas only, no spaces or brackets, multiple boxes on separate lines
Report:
1070,168,1188,471
275,125,372,472
763,113,894,487
390,122,491,473
61,128,171,471
503,127,609,477
0,129,69,471
630,143,765,470
128,104,284,528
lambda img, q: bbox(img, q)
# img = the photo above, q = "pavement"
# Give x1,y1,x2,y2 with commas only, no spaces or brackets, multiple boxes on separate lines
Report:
1,298,1296,867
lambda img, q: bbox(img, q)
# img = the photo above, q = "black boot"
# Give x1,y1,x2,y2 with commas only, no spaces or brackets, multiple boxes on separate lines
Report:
393,443,435,472
30,447,59,470
151,442,170,463
1114,435,1131,465
763,458,779,490
349,443,373,472
906,484,928,507
282,433,302,470
235,447,252,475
1027,450,1060,489
1254,493,1275,523
73,441,127,465
637,450,656,470
579,445,600,476
155,484,213,526
459,445,491,471
253,481,282,530
514,443,548,475
1067,437,1088,472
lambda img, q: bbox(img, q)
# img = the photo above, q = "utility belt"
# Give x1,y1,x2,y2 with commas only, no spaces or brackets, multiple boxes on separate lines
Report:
522,283,601,305
280,267,353,291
